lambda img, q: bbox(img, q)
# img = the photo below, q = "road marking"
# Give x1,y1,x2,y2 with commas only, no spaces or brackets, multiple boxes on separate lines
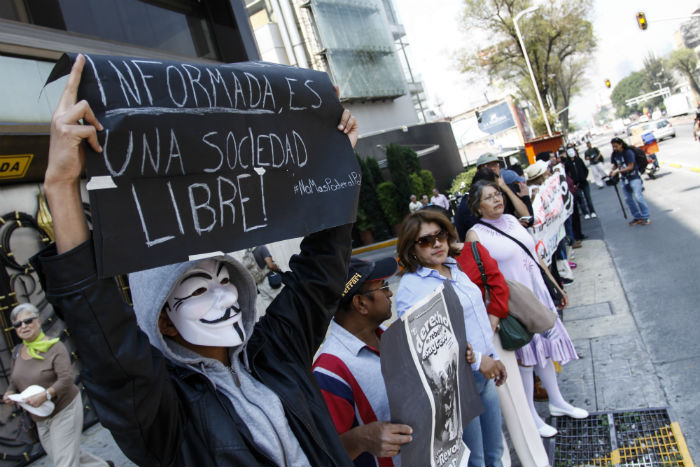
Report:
659,161,700,173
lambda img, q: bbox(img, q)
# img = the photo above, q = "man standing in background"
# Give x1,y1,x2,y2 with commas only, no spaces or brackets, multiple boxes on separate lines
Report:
584,141,606,189
430,188,450,210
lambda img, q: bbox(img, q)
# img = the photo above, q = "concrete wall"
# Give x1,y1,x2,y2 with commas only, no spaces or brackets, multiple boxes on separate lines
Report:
346,94,419,135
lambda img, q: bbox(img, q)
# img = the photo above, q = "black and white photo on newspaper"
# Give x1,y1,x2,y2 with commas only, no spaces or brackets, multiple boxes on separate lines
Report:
380,281,483,467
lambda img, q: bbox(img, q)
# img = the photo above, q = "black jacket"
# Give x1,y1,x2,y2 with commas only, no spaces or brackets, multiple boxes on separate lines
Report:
32,225,354,467
564,156,589,187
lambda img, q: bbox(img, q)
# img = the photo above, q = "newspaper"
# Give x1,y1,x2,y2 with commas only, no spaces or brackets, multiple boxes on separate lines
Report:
381,281,483,467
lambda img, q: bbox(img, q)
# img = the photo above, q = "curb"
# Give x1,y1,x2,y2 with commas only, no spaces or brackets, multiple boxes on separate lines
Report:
351,238,397,255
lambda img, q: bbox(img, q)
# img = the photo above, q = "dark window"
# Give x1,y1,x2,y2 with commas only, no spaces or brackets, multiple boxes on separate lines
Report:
1,0,220,59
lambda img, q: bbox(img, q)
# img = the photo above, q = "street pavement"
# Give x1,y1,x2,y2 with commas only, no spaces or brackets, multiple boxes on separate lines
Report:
28,126,699,467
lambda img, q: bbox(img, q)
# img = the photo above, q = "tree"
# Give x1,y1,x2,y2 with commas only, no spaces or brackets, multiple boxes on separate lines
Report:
386,144,422,217
669,48,700,98
408,172,425,197
642,53,676,99
610,72,646,117
450,167,478,194
458,0,596,135
365,156,384,185
419,170,435,195
356,155,390,240
376,182,403,227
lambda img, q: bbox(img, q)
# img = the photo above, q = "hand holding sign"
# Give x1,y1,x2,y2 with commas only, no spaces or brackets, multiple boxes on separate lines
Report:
44,53,360,275
45,54,101,254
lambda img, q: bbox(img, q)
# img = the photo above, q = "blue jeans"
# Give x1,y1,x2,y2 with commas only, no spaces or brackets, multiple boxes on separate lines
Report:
622,177,649,220
463,371,503,466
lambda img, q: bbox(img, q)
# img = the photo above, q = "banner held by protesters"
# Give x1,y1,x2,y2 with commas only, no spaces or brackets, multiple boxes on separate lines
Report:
528,164,573,264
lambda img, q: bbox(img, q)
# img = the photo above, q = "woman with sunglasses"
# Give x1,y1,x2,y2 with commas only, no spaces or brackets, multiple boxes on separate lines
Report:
465,180,588,439
2,303,110,467
395,209,507,467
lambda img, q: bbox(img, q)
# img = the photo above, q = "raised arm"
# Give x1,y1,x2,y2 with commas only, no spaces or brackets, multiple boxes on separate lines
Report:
254,108,358,363
44,54,103,254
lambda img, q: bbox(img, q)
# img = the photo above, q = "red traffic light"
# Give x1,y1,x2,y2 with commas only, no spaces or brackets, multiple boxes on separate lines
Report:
637,12,648,30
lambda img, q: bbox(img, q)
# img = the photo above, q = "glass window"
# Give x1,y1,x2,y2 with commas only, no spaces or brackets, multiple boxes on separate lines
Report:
0,0,219,60
309,0,406,101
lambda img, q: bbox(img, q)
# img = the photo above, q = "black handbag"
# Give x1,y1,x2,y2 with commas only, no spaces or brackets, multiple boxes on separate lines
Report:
470,242,533,351
476,221,564,304
266,271,282,289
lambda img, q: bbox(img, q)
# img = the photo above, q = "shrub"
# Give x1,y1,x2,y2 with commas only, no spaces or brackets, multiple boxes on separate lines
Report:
449,166,477,194
366,157,384,185
356,154,390,239
408,172,425,197
376,182,403,226
420,169,435,195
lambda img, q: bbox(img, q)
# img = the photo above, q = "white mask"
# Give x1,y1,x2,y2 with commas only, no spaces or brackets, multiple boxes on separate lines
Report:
165,259,245,347
566,148,576,158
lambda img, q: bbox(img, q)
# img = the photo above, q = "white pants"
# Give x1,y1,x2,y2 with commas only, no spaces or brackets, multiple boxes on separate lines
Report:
493,335,550,467
254,277,283,320
36,393,108,467
588,163,607,188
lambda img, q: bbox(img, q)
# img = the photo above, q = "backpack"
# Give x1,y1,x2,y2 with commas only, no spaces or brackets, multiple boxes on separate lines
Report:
242,248,268,284
631,146,648,175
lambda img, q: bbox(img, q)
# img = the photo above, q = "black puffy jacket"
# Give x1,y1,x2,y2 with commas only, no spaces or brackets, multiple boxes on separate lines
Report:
32,225,354,467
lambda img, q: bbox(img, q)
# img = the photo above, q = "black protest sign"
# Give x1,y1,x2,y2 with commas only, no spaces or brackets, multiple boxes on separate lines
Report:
380,281,483,467
46,54,359,277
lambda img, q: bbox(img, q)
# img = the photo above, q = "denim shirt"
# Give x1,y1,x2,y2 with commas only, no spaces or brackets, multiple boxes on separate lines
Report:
396,258,498,372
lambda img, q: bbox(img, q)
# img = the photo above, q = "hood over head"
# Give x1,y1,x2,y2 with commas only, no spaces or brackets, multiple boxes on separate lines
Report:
128,255,258,366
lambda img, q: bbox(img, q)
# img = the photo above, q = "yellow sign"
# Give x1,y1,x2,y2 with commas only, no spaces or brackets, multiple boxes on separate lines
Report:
0,154,33,180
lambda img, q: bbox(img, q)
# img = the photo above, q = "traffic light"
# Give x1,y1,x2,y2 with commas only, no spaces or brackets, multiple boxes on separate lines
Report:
637,12,648,30
605,79,611,89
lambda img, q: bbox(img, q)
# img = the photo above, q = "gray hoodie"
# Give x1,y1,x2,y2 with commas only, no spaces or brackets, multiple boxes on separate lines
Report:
128,255,309,466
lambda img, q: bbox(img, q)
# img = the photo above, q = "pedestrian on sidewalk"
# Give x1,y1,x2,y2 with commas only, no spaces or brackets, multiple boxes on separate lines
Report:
466,181,589,439
609,137,650,226
3,303,112,467
584,141,607,189
564,144,597,219
408,194,422,214
430,188,450,211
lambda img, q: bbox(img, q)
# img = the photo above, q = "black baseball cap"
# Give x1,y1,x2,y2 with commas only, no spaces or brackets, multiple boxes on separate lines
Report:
340,257,399,302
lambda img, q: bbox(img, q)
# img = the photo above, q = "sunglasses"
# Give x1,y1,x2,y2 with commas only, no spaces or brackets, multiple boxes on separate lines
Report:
12,317,37,329
414,230,448,248
360,281,390,295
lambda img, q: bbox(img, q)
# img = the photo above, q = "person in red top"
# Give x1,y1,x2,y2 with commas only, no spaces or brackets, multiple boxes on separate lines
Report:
456,244,550,467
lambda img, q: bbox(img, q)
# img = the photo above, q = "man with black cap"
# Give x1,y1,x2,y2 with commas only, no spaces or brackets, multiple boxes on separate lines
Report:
312,257,412,467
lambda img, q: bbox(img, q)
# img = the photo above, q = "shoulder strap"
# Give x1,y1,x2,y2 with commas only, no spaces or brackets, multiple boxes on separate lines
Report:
470,242,490,306
476,220,545,271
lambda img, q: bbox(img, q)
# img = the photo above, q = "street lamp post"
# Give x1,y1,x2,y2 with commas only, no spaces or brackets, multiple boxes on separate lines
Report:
513,6,553,136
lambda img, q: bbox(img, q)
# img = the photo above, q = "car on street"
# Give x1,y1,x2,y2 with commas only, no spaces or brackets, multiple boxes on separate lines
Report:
651,119,675,140
626,119,676,141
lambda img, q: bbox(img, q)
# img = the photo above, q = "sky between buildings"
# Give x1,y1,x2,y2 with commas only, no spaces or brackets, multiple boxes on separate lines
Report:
394,0,700,126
